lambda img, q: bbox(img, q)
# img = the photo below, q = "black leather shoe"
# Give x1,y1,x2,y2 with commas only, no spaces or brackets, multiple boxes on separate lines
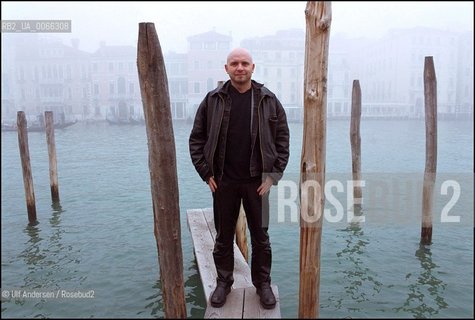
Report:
210,285,231,308
256,283,276,309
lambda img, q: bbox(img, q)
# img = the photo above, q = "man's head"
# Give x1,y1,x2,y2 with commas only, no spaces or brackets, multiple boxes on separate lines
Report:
225,48,255,88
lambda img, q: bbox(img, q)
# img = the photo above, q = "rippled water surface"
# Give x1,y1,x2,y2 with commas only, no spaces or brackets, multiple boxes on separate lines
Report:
1,119,473,318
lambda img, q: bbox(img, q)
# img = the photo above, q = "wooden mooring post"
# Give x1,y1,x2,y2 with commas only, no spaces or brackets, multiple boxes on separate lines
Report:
45,111,60,202
137,22,187,318
299,1,331,318
421,56,437,245
236,204,248,261
350,80,362,213
17,111,37,223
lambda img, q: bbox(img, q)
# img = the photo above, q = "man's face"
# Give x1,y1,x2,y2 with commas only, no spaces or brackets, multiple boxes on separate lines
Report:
225,52,255,85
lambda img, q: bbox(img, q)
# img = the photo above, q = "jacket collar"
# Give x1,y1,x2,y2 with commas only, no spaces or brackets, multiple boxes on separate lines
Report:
212,80,271,98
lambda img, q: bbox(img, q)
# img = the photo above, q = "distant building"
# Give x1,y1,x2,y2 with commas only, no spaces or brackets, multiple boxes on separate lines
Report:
2,34,92,122
349,27,473,119
328,35,353,119
91,42,142,121
186,29,231,120
455,31,474,118
1,34,17,121
242,29,305,122
164,51,188,120
2,27,472,123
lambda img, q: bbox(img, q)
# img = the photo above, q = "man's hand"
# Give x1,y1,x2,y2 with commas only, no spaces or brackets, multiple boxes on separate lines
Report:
207,176,218,193
257,176,273,196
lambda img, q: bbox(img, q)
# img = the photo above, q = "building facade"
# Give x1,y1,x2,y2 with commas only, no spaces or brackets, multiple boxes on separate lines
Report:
91,42,142,122
2,34,92,122
348,27,473,119
242,29,306,122
186,30,231,120
1,27,472,123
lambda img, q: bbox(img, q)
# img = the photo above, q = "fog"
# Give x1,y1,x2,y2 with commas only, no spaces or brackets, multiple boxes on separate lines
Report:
2,1,473,122
2,1,473,53
1,4,473,319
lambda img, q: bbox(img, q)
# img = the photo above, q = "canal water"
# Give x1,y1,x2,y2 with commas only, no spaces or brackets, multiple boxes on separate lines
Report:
1,119,473,318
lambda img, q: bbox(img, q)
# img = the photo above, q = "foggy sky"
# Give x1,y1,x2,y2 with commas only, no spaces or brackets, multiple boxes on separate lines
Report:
2,1,474,53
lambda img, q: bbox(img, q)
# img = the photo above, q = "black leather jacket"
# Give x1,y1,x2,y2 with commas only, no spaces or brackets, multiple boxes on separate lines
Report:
189,80,290,184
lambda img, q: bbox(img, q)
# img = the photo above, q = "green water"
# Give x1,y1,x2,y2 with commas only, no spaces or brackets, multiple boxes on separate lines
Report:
1,120,473,318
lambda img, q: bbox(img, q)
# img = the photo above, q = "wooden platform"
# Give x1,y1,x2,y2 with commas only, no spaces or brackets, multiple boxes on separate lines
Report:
187,208,281,318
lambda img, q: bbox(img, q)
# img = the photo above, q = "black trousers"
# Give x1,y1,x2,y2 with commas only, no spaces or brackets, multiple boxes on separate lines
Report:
212,178,271,289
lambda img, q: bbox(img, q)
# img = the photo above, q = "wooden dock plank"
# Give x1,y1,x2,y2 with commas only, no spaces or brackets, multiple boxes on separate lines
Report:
187,208,218,299
205,287,245,318
243,285,281,318
202,207,217,238
188,208,281,318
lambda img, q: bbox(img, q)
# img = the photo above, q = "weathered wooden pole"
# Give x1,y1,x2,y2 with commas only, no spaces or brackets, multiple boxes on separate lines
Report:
45,111,60,202
350,80,362,212
236,203,248,261
216,80,249,261
299,1,331,318
421,56,437,245
17,111,37,223
137,22,187,318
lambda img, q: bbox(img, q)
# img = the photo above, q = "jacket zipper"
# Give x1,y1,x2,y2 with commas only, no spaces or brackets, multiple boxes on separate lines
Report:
210,94,225,178
257,96,265,172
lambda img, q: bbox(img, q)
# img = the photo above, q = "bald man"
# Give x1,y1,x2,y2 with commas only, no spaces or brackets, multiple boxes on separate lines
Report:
189,47,289,309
